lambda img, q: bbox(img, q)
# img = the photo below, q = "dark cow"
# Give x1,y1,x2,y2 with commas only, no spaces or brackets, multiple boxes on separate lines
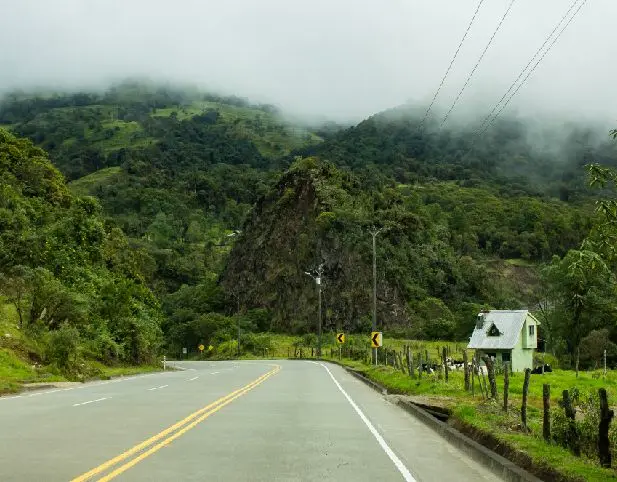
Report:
531,364,552,374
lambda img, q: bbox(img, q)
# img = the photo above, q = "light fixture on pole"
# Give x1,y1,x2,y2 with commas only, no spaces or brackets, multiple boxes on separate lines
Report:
304,264,324,358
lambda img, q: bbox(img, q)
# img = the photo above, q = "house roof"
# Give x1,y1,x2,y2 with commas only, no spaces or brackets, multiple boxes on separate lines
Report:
467,310,536,350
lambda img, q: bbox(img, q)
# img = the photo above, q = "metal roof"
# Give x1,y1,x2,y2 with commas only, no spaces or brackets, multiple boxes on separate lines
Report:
467,310,532,350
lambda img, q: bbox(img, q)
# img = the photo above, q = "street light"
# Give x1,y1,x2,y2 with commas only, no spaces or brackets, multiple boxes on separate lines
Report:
304,264,324,358
370,228,383,365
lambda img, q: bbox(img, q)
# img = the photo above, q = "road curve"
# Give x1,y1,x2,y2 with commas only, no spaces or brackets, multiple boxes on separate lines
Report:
0,360,502,481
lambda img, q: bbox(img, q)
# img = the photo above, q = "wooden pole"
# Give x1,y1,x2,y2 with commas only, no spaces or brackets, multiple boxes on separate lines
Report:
542,384,551,442
479,359,489,399
443,347,449,382
521,368,531,432
562,389,580,456
599,388,614,467
418,352,423,379
408,348,415,378
463,350,470,391
503,363,510,412
471,357,475,396
483,356,497,399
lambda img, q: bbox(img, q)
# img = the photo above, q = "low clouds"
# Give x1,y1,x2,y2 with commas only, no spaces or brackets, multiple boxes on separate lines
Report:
1,0,615,123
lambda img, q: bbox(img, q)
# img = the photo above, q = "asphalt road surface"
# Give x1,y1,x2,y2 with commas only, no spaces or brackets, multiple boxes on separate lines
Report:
0,360,503,481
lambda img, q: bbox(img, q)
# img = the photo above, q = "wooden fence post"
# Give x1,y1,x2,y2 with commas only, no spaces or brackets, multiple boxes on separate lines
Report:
543,384,550,442
503,363,510,412
479,359,489,399
463,350,470,391
408,348,415,378
562,389,580,456
471,357,475,396
443,347,449,382
521,368,531,432
483,356,497,399
418,352,423,379
599,388,614,468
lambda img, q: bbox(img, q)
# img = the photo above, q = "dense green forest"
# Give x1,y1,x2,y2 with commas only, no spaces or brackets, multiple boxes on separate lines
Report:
1,81,616,372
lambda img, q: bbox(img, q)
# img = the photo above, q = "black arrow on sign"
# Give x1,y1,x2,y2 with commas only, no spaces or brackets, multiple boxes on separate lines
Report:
337,333,344,343
372,332,380,346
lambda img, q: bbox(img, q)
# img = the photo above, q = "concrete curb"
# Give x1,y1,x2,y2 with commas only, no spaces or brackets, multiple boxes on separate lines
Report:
340,366,543,482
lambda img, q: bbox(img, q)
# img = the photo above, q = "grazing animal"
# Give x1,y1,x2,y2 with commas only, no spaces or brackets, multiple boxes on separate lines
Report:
531,364,552,374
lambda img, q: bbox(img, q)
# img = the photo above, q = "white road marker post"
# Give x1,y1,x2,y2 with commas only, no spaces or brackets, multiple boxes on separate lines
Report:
163,355,166,371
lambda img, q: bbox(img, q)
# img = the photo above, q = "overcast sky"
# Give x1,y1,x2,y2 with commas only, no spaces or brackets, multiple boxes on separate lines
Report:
1,0,615,124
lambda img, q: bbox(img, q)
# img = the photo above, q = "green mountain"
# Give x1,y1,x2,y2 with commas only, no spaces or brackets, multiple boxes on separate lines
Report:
0,81,606,358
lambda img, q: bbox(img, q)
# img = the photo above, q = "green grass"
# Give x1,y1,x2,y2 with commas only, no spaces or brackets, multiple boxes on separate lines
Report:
69,166,123,197
90,361,163,379
0,298,161,394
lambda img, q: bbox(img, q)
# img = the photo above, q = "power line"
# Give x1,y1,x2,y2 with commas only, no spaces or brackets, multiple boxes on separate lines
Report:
418,0,486,131
439,0,518,129
474,0,584,138
474,0,589,140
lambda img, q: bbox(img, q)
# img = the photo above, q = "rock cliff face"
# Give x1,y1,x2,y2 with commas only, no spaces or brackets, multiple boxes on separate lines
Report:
220,157,409,333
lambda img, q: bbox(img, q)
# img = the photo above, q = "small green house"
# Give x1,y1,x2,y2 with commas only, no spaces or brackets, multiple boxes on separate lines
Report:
467,310,540,372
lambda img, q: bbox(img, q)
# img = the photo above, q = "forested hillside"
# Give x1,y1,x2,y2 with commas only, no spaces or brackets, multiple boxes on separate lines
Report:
1,81,614,369
0,127,161,379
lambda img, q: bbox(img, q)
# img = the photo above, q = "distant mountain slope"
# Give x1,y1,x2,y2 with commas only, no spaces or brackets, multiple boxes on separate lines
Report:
300,105,617,201
0,81,323,180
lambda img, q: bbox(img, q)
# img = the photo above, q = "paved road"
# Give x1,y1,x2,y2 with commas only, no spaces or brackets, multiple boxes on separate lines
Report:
0,360,502,481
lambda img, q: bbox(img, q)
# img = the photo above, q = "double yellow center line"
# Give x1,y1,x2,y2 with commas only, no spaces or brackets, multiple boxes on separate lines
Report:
71,364,280,481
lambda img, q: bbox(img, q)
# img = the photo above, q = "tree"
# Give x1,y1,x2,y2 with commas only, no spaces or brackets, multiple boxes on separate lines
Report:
543,250,617,376
0,265,32,327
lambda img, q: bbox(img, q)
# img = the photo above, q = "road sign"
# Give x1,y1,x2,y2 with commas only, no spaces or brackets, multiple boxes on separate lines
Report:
198,344,205,352
182,347,187,354
208,345,214,351
371,331,382,348
336,333,345,344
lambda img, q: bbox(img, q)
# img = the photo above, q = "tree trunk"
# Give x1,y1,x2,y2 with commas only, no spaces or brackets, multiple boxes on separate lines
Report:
575,346,580,378
563,389,580,456
598,388,614,468
521,368,531,432
543,384,551,442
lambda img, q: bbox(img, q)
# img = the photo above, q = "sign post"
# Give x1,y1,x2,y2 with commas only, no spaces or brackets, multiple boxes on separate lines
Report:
182,347,187,359
371,331,382,362
336,333,345,360
198,344,205,358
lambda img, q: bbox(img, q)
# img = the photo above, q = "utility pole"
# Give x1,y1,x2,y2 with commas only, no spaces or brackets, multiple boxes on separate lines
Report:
304,264,324,358
370,228,383,365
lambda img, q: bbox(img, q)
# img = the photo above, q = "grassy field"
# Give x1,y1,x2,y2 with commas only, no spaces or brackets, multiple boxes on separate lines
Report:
69,166,123,196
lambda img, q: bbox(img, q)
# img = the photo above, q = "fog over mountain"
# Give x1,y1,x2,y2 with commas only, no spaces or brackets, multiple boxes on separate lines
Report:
1,0,615,124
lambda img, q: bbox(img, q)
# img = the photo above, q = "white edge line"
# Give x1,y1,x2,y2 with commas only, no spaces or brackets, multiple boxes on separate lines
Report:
318,363,416,482
159,385,168,389
73,397,110,407
188,376,199,381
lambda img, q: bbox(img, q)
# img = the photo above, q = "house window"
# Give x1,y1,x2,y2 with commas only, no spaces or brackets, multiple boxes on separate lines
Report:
487,324,501,336
529,325,535,336
502,352,511,362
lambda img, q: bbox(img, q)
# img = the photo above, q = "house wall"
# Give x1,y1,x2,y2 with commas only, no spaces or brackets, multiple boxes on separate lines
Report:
512,331,534,372
522,314,538,349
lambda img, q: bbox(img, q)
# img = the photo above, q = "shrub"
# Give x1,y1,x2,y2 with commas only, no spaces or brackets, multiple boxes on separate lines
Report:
45,324,80,370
